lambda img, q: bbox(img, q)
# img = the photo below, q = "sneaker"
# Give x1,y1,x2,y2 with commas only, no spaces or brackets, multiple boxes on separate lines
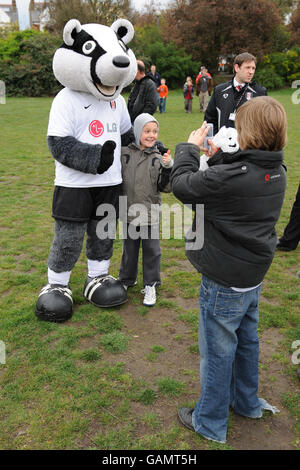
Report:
35,284,73,323
119,280,137,290
141,284,156,306
178,407,226,443
178,407,194,431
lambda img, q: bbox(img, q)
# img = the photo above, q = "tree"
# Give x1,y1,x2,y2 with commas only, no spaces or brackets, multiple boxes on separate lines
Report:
130,23,198,88
47,0,133,34
288,1,300,45
272,0,298,16
162,0,284,72
0,30,61,96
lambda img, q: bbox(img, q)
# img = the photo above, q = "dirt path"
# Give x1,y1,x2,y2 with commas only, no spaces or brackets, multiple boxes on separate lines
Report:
105,299,298,450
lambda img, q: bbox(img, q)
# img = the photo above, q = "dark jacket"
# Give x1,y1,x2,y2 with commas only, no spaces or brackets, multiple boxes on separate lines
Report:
128,75,157,123
147,71,161,87
205,78,267,134
183,83,194,98
196,75,213,96
171,143,286,288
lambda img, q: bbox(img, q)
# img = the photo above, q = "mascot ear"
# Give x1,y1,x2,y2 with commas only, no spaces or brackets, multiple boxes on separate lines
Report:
63,19,82,46
111,19,134,45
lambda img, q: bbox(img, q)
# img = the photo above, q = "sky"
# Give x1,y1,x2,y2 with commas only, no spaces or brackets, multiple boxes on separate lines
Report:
0,0,173,9
131,0,173,12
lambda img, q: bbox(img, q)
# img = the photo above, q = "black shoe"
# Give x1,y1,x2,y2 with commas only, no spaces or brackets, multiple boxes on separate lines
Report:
178,407,195,431
35,284,73,322
83,275,128,307
118,279,137,290
276,239,297,252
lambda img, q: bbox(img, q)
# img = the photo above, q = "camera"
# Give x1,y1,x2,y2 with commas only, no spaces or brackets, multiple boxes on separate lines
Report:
203,123,214,150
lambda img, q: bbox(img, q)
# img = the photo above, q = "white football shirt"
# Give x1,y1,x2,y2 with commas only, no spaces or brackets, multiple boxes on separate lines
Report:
47,88,131,188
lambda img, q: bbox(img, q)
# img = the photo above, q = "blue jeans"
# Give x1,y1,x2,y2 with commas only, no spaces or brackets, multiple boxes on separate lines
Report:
159,97,166,113
192,275,262,443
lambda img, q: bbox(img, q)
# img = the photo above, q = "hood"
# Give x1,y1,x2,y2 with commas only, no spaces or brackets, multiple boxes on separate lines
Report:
133,113,159,147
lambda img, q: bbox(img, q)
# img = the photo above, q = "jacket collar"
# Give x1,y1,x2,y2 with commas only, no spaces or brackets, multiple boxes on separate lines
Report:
238,149,284,168
208,148,284,169
129,141,157,154
223,77,258,91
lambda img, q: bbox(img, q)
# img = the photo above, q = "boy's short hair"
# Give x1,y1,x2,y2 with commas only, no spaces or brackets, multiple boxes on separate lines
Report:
235,96,287,152
234,52,257,68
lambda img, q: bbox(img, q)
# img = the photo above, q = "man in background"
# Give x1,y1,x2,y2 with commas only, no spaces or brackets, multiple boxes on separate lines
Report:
205,52,267,134
148,64,161,109
128,60,157,123
196,66,213,113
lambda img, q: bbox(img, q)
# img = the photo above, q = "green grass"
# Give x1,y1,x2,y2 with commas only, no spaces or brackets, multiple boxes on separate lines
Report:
0,89,299,450
157,377,186,397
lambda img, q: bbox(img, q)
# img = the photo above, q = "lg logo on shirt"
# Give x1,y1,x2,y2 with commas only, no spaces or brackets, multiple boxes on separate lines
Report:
89,120,118,137
89,120,104,137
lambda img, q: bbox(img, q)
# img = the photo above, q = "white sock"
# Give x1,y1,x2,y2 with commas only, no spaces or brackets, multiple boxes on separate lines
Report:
48,268,71,286
88,259,110,278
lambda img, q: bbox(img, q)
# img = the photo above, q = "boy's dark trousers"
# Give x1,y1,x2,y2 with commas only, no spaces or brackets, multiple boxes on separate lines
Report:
118,224,161,287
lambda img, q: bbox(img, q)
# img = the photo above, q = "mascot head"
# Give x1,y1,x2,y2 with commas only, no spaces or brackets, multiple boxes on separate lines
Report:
212,126,239,154
53,19,137,102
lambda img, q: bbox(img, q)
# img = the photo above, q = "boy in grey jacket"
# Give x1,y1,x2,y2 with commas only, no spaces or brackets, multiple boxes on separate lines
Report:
118,113,173,306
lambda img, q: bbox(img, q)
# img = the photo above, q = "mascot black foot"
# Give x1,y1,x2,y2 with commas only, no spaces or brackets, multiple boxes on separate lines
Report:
35,284,73,322
83,275,127,307
36,18,137,322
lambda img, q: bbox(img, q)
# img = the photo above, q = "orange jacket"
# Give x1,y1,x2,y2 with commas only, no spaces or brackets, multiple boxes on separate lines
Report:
157,84,168,98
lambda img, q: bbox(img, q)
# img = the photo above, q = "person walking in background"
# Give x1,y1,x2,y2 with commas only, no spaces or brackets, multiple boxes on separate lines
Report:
196,65,212,84
196,67,213,113
148,64,161,108
276,182,300,251
205,52,267,134
128,60,157,123
171,96,287,444
183,77,194,113
157,78,169,113
148,64,161,88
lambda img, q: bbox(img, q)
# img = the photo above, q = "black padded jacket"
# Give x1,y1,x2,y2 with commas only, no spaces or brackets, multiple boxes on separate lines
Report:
170,143,286,287
127,75,157,123
205,79,267,134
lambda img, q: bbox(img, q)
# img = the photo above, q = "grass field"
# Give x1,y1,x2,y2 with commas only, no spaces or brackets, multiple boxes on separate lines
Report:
0,89,299,450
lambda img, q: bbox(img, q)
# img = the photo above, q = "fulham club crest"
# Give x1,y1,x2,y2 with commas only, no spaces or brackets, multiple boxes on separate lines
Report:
110,101,117,110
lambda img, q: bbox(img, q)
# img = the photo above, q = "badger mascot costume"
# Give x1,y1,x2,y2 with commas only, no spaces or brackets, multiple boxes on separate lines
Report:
35,19,137,322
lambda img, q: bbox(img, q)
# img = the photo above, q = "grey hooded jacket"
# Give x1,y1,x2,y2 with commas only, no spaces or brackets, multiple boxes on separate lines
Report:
120,143,172,226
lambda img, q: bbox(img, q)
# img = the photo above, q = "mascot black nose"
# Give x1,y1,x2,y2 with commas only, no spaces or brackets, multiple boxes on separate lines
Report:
113,56,130,68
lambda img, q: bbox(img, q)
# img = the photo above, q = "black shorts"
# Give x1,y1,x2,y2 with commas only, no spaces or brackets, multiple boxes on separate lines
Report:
52,185,122,222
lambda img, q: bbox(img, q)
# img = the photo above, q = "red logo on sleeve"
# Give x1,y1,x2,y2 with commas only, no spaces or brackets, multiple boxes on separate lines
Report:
89,120,104,137
265,174,270,182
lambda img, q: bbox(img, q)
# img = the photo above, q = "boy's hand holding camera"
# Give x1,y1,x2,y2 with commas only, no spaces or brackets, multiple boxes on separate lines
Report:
188,122,219,158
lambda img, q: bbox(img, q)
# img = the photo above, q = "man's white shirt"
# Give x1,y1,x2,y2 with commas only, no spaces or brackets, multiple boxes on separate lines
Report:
47,88,131,188
233,78,245,89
